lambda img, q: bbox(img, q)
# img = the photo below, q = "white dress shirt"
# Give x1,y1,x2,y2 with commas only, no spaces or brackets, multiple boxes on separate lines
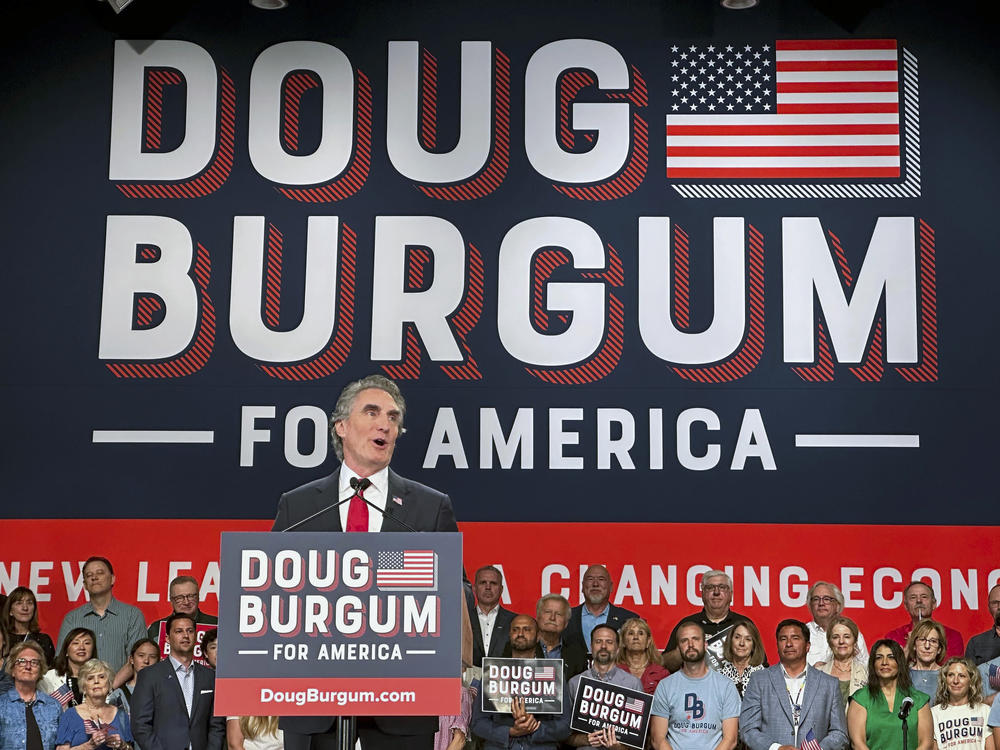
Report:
338,465,390,532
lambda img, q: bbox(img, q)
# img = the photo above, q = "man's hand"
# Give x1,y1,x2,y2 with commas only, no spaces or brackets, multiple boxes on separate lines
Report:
508,698,540,737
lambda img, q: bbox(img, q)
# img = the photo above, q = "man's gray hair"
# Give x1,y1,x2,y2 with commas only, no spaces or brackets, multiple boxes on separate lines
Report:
808,580,845,608
701,570,733,590
329,374,406,460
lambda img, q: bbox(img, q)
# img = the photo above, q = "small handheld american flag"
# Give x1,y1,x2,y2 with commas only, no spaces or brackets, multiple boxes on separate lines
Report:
49,683,73,707
800,728,821,750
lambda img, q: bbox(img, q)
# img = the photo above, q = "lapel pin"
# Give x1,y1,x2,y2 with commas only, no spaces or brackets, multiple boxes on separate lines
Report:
392,496,403,506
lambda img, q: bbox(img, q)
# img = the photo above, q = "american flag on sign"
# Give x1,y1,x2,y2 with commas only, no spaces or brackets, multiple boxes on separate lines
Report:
989,663,1000,691
666,40,900,179
623,696,645,714
800,729,822,750
535,666,555,680
376,550,437,590
49,683,73,707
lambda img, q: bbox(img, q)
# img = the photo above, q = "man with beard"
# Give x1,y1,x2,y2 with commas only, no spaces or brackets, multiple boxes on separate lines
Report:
470,616,571,750
567,625,643,748
966,584,1000,665
564,566,639,656
650,622,740,750
740,620,847,750
885,581,965,659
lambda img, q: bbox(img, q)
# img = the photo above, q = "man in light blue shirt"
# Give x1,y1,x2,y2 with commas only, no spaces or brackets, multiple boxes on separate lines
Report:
650,622,740,750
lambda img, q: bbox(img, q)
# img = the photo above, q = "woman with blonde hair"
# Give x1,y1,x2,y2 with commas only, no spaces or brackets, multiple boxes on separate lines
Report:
906,620,947,699
930,657,994,750
615,617,670,694
817,616,868,706
227,715,283,750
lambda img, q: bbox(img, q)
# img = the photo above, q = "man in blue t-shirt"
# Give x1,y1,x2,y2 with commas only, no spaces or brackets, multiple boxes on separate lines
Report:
650,622,740,750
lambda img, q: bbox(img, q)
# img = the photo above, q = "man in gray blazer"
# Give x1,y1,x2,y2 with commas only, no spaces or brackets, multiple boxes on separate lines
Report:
131,612,225,750
740,619,848,750
272,374,462,750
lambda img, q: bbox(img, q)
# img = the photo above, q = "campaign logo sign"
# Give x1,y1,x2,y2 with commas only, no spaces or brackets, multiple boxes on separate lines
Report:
481,658,564,714
215,532,463,716
570,677,653,750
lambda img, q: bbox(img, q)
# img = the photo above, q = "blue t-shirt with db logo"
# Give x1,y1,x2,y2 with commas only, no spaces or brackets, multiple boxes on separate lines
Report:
651,669,741,750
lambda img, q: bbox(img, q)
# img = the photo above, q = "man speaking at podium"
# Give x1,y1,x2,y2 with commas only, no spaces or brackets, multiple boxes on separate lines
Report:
272,374,463,750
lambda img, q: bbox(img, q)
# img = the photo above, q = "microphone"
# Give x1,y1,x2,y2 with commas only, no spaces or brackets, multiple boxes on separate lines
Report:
280,475,418,532
279,477,371,532
897,696,914,720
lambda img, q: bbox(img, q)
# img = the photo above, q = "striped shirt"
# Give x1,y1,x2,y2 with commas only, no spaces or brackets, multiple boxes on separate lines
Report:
57,597,147,673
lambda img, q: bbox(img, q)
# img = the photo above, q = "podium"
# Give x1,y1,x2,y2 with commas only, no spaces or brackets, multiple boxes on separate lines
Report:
214,531,463,735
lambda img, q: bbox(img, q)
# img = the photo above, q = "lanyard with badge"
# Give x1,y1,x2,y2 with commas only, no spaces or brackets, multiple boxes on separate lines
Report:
786,678,804,746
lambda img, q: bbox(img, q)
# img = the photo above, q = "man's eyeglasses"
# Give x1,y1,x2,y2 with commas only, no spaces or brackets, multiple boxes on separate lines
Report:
702,584,731,593
14,658,41,668
810,596,837,605
171,594,199,603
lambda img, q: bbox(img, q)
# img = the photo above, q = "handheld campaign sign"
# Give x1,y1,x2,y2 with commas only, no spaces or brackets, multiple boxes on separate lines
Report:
570,677,653,750
215,532,463,716
481,658,564,714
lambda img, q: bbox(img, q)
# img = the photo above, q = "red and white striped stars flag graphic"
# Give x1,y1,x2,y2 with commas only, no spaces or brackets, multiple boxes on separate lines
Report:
666,40,900,179
50,683,74,707
376,550,437,590
535,666,555,680
623,696,645,713
989,663,1000,691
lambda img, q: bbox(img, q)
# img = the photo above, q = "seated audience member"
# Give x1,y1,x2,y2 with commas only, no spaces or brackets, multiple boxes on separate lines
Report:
566,625,643,749
907,620,947,699
40,627,97,708
616,617,670,694
534,595,587,680
432,685,472,750
977,654,1000,705
145,576,218,658
564,566,639,655
741,619,848,750
650,621,740,750
719,620,766,697
847,639,932,750
0,641,62,749
470,566,515,667
131,613,225,750
931,657,994,750
55,658,133,750
57,557,146,681
227,716,283,750
816,616,869,706
202,629,218,669
806,582,868,667
886,582,964,659
967,585,1000,666
471,615,570,750
663,571,761,673
107,639,161,722
3,587,56,667
0,627,11,695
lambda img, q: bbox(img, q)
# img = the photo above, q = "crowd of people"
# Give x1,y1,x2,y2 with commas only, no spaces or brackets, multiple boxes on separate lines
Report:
0,559,999,750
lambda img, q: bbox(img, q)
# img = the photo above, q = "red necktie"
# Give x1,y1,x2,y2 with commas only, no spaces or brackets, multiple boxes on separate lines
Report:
346,484,368,532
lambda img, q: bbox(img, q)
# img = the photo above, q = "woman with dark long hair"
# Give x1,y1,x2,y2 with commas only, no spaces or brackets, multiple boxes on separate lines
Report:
39,627,97,708
1,586,56,666
847,639,932,750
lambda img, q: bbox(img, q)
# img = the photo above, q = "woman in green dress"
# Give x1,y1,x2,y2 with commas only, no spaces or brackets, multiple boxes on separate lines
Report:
847,639,933,750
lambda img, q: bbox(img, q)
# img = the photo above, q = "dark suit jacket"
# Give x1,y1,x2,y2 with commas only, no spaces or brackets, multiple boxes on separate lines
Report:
130,658,224,750
740,665,848,750
470,605,516,667
272,466,458,737
563,603,639,654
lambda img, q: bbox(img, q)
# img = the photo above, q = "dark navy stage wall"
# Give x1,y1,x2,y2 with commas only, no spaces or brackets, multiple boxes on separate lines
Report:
2,0,999,526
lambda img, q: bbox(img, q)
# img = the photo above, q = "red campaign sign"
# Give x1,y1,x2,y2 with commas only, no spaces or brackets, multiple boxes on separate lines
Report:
152,620,218,665
215,677,461,716
1,520,998,667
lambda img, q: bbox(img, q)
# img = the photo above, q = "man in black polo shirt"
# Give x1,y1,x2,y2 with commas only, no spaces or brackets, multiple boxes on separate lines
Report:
662,570,764,672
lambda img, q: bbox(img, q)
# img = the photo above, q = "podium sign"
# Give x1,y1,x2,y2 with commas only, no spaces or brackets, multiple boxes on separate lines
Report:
215,531,463,716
